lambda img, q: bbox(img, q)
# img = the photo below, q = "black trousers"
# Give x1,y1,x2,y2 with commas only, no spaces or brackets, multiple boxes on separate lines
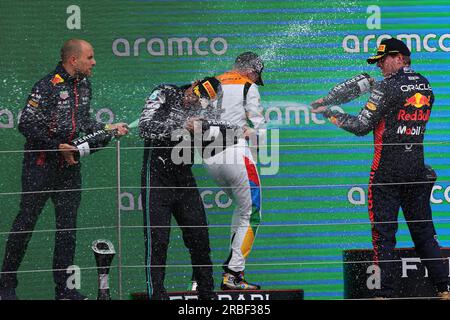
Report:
368,167,448,297
0,159,81,290
141,165,214,299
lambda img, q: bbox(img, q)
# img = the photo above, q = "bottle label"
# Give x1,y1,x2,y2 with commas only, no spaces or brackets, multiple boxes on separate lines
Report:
357,78,372,94
71,129,115,158
73,129,108,145
76,142,91,157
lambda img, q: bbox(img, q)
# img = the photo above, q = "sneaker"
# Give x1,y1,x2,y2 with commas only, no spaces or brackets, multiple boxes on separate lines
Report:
437,291,450,300
0,288,18,300
221,272,260,290
55,288,88,300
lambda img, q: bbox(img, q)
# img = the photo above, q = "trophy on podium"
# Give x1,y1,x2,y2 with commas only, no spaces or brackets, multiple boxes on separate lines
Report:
92,239,116,300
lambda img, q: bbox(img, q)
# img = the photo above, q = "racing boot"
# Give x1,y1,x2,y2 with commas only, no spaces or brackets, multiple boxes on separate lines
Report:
221,270,260,290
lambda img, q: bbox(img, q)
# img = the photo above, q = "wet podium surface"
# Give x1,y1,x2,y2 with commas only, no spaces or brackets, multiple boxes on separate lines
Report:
343,247,450,299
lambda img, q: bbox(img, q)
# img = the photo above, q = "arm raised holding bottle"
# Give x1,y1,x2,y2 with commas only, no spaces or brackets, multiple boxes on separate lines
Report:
62,122,129,165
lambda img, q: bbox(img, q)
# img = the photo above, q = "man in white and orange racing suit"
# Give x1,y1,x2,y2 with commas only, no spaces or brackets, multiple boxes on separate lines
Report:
193,52,267,291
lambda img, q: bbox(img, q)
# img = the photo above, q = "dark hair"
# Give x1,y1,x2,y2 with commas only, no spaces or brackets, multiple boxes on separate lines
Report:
402,55,412,66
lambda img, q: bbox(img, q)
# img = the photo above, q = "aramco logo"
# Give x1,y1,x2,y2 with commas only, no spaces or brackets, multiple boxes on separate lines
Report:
112,37,228,57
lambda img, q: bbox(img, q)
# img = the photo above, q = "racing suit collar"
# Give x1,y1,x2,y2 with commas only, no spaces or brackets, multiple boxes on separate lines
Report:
227,70,253,84
385,66,413,79
55,62,83,83
402,66,413,73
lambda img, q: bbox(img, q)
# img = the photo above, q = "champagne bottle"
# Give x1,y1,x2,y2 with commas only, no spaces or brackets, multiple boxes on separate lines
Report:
198,119,240,159
71,128,118,158
311,73,374,108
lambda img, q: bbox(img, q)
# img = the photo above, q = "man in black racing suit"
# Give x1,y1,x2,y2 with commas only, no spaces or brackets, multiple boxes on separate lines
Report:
139,77,231,300
312,38,450,299
0,39,128,300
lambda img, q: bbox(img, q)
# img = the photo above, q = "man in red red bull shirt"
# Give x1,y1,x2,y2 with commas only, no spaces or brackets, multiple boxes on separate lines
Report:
311,38,450,299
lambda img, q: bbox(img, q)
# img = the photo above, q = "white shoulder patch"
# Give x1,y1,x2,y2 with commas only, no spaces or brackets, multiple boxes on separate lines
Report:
149,90,160,101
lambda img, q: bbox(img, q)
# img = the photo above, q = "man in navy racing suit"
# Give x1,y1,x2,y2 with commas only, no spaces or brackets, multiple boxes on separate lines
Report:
0,39,128,300
311,38,450,299
139,77,229,300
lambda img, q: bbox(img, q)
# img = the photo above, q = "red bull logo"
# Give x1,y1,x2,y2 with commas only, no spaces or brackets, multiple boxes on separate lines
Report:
51,74,64,85
397,109,430,121
404,93,431,108
329,116,338,126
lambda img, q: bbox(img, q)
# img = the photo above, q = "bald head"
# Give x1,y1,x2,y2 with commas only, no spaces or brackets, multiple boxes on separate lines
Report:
60,39,96,78
61,39,91,63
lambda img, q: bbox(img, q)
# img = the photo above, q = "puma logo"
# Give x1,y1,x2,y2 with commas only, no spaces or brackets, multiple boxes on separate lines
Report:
158,156,166,165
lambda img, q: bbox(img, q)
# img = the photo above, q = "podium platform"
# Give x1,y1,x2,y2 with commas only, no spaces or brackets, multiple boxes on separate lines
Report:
130,289,304,300
343,247,450,299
